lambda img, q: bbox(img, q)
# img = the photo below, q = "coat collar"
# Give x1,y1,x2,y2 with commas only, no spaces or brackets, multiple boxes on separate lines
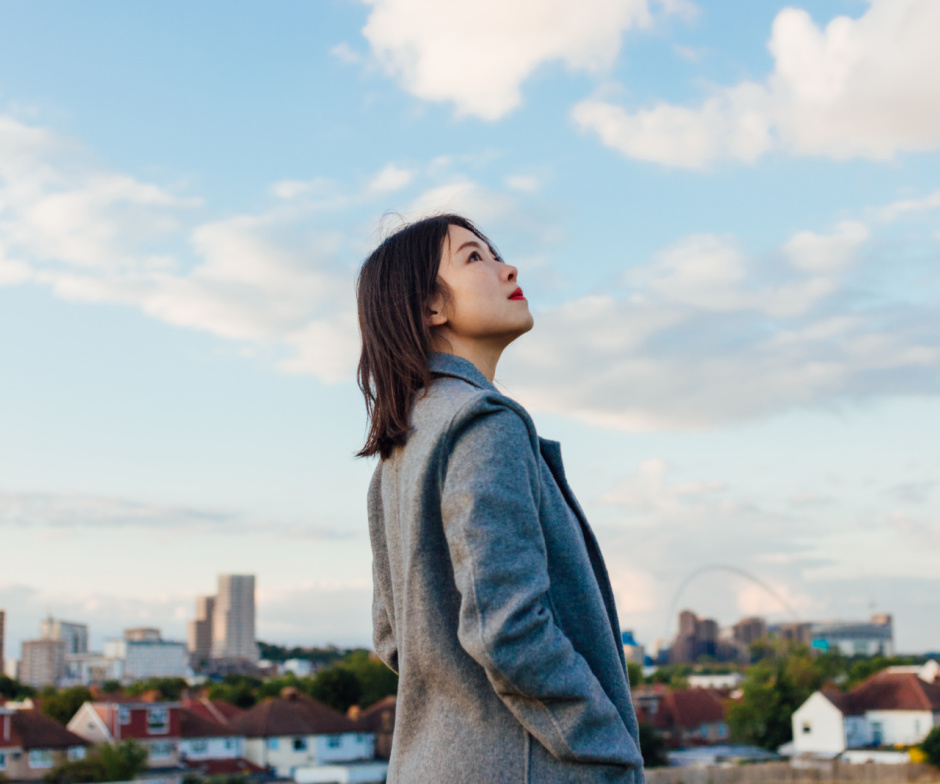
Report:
428,352,498,393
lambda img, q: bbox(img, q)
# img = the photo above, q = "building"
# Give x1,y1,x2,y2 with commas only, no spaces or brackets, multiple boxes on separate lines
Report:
670,610,718,664
808,615,894,657
178,707,263,778
0,707,89,781
732,617,767,648
211,575,259,664
124,628,162,643
67,697,182,768
232,688,374,779
356,697,396,761
188,596,215,664
19,639,66,688
654,689,729,748
621,630,646,666
103,630,188,682
62,652,117,687
772,622,813,646
40,617,88,655
0,610,5,677
792,668,940,754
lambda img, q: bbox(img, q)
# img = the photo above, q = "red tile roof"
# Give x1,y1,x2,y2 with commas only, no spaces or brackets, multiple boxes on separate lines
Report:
3,710,89,750
182,698,245,727
357,696,396,733
179,709,239,739
182,757,265,776
230,690,360,737
848,672,940,712
657,689,726,730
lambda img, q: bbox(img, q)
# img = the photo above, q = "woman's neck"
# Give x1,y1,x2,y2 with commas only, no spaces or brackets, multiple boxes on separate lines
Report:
431,339,503,382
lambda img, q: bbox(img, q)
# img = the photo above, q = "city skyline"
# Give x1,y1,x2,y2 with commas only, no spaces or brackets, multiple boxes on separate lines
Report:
1,0,939,656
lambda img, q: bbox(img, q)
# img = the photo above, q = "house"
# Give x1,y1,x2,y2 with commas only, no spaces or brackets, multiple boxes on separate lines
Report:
178,708,263,778
792,670,940,755
181,697,245,728
67,697,182,768
231,688,374,779
653,689,729,748
355,697,396,761
0,707,90,781
630,683,668,726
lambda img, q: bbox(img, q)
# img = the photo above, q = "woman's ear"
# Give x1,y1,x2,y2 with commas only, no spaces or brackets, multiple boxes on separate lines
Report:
427,291,448,327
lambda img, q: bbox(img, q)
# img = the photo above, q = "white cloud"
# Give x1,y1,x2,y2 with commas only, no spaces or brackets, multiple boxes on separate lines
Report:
360,0,684,120
330,42,362,65
367,162,414,193
599,458,725,513
574,0,940,166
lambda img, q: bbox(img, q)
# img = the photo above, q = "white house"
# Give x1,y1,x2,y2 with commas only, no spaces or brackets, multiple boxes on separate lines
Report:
178,707,263,778
231,688,374,779
792,669,940,755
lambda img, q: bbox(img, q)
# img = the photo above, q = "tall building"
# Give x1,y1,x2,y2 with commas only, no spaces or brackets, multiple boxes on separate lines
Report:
210,574,258,663
670,610,719,663
20,639,66,687
733,616,767,647
187,595,215,662
40,617,89,654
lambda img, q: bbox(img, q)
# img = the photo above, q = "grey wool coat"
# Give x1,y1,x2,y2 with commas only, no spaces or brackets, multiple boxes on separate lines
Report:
368,352,645,784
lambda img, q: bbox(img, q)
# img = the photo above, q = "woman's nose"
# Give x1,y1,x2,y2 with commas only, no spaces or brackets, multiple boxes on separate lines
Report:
505,265,518,281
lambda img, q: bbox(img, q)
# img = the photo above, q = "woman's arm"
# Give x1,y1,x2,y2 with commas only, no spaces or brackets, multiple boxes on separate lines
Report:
440,396,641,768
368,465,399,674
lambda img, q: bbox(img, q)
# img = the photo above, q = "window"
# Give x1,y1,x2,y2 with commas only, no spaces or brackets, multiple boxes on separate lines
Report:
718,724,729,739
149,741,174,759
224,738,233,750
871,722,883,745
68,747,86,761
267,738,279,750
192,740,208,754
0,751,6,770
326,736,342,749
292,737,308,752
29,750,54,769
118,707,131,725
147,708,169,735
802,722,812,734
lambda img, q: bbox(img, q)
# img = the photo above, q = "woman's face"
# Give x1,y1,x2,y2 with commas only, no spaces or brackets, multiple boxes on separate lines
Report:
431,223,534,349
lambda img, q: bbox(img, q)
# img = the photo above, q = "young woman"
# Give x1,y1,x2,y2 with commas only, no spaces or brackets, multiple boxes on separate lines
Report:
357,215,644,783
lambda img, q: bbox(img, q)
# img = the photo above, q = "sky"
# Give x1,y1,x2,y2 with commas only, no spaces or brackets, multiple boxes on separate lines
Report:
1,0,939,661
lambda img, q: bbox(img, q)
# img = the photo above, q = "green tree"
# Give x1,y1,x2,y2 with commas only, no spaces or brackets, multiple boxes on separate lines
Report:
207,677,258,709
306,666,362,713
0,675,34,700
100,680,122,694
43,740,148,784
626,662,644,688
728,646,824,750
922,726,940,769
40,686,92,725
638,723,669,768
339,651,398,708
125,677,188,700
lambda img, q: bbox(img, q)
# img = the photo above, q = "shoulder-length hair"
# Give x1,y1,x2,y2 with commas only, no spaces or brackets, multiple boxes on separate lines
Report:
356,213,498,459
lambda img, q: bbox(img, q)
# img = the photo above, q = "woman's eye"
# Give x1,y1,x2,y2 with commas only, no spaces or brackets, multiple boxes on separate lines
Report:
468,250,482,262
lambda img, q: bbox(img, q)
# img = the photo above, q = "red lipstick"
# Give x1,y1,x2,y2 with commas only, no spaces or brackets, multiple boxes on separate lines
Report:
509,287,525,300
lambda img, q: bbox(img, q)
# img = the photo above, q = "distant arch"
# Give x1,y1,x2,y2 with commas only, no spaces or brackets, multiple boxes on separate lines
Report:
662,564,801,643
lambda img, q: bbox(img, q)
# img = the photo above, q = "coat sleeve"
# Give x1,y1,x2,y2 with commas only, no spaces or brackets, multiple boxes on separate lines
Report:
440,397,641,768
368,463,399,674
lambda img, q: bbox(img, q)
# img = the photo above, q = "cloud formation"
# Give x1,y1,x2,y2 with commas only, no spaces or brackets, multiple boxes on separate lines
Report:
360,0,691,119
573,0,940,167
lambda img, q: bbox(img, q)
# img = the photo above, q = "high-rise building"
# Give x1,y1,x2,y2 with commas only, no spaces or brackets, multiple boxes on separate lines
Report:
210,575,258,663
40,617,89,654
20,639,66,687
187,595,215,662
733,616,768,647
670,610,719,663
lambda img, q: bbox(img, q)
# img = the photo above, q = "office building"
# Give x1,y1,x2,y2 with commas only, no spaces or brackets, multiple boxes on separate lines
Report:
104,629,188,682
211,575,258,663
19,639,66,688
40,617,89,655
188,595,215,662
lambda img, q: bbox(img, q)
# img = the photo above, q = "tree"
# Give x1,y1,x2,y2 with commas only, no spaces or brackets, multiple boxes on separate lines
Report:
43,740,148,784
125,677,188,700
339,651,398,708
306,667,362,713
922,726,940,769
638,723,669,768
626,662,644,688
100,680,122,694
40,686,92,725
728,645,824,750
0,675,34,700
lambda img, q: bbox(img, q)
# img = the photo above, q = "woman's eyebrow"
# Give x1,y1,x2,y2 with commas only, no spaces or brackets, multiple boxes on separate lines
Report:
455,239,483,254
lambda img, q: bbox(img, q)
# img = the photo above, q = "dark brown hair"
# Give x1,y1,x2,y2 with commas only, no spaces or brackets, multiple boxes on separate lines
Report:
356,214,498,459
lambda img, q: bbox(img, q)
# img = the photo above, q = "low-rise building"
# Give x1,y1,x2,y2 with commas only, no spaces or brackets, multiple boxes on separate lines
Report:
178,706,263,778
104,634,189,682
356,697,396,761
232,688,374,779
654,689,729,748
67,697,182,768
792,669,940,754
0,707,89,781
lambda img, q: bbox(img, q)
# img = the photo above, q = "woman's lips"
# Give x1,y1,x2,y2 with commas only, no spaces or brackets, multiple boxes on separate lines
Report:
509,287,526,300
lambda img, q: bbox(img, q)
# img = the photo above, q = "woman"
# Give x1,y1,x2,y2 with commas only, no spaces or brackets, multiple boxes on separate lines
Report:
357,214,644,783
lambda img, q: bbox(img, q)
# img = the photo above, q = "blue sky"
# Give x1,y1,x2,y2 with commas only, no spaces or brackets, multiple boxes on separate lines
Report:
1,0,939,661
